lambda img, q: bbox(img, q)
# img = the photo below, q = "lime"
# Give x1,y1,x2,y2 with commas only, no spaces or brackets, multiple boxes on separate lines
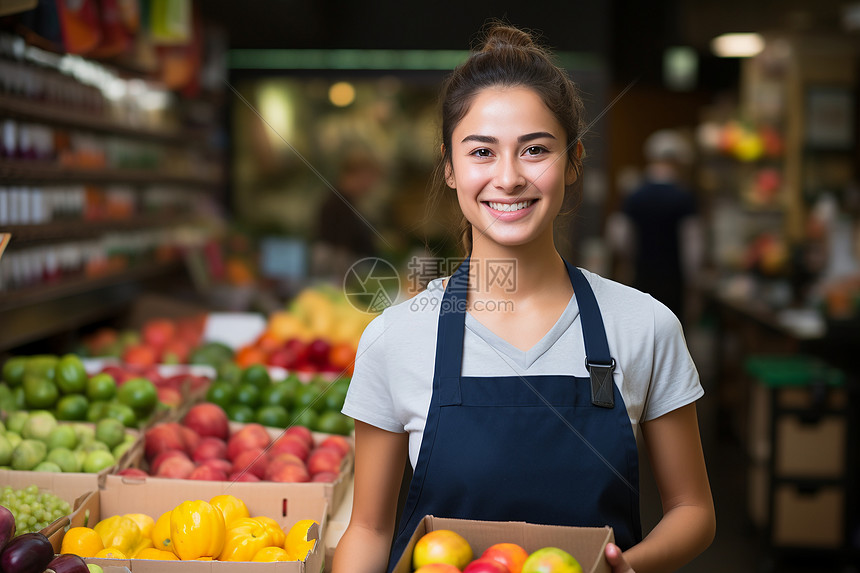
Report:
105,403,137,428
47,424,79,450
82,450,115,473
0,434,12,465
235,383,261,408
73,423,95,444
2,357,27,387
11,387,25,410
255,405,289,428
87,373,117,401
25,355,58,382
216,361,242,384
95,418,126,449
322,385,348,412
5,410,29,433
33,460,62,472
86,401,110,423
205,381,236,410
226,404,256,423
47,447,81,472
112,440,134,461
260,382,294,409
55,354,88,394
22,410,58,441
11,439,47,470
313,411,353,435
117,378,157,416
289,408,319,430
240,364,271,390
0,384,13,413
294,383,323,413
23,375,59,409
80,440,109,453
56,394,89,421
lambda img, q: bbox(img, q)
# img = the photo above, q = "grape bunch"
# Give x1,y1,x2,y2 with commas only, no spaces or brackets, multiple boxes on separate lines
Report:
0,485,71,535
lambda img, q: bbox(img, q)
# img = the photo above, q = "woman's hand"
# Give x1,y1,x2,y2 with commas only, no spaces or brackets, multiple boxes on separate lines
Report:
605,543,636,573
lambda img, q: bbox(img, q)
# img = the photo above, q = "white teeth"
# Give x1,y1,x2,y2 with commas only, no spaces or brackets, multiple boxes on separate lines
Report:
488,200,534,212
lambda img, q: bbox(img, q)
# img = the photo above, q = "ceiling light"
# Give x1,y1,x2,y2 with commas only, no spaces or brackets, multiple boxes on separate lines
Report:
711,33,765,58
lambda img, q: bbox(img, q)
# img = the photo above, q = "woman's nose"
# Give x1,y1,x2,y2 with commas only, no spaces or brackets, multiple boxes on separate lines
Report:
494,156,527,191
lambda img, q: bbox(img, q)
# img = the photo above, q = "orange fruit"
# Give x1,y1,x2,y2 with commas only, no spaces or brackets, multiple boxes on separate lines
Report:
60,527,105,557
253,546,292,562
95,547,128,559
328,343,356,371
135,547,179,560
412,530,473,570
236,345,268,368
482,542,530,573
284,519,319,560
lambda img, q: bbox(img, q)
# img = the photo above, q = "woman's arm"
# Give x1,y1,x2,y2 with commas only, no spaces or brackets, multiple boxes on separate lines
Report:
619,402,716,573
332,420,409,573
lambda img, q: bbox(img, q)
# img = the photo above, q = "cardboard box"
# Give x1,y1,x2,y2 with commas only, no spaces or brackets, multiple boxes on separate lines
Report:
49,479,327,572
772,483,844,548
390,516,614,573
774,414,845,478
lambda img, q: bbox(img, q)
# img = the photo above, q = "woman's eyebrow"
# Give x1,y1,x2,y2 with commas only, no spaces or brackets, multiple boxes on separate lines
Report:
460,132,557,144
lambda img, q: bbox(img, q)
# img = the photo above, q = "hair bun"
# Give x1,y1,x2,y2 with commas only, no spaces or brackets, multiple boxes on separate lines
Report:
480,23,536,52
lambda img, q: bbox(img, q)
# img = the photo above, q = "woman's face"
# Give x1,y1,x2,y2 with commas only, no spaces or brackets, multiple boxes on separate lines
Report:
446,86,576,251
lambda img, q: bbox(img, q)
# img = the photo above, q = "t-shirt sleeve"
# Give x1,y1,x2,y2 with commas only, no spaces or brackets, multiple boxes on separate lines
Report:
641,301,704,421
341,312,404,433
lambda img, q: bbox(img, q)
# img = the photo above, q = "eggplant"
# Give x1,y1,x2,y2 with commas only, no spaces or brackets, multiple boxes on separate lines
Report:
0,531,53,573
0,506,14,555
46,553,89,573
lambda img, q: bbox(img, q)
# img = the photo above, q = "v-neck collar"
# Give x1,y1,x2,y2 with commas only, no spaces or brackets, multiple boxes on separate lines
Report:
463,293,580,370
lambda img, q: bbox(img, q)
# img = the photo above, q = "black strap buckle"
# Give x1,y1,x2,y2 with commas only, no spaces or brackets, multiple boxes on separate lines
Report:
586,357,616,408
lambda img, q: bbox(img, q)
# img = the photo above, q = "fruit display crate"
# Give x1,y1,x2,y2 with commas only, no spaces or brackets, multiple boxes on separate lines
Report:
391,515,615,573
48,479,328,572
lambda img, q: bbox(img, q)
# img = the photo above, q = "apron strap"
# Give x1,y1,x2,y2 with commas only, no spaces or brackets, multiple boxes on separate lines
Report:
566,262,616,408
434,257,471,382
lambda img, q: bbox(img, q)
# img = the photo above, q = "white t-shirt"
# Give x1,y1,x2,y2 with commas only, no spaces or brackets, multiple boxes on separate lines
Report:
342,268,703,469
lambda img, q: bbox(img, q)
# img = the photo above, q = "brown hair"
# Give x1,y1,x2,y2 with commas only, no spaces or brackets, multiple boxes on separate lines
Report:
432,22,587,254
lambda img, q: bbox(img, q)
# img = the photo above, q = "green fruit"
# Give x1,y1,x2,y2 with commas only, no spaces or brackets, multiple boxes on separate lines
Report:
205,381,236,410
289,408,319,430
189,342,234,368
522,547,582,573
79,440,109,453
260,382,294,409
56,394,89,421
88,563,105,573
11,439,47,470
86,373,117,401
322,385,348,412
5,411,29,434
11,387,25,410
33,460,62,472
86,400,110,423
23,375,59,409
73,423,96,444
112,441,134,461
0,433,12,465
0,384,14,413
235,383,261,408
55,354,88,394
95,418,126,448
255,405,289,428
2,357,27,387
25,355,58,381
313,410,353,435
4,432,22,448
82,450,115,473
21,410,58,442
294,383,323,413
216,361,242,383
104,403,137,428
117,378,157,416
46,425,78,450
226,404,256,423
47,447,81,472
241,364,272,390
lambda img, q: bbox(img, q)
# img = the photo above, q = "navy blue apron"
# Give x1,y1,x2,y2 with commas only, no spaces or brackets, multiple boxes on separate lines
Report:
387,258,641,571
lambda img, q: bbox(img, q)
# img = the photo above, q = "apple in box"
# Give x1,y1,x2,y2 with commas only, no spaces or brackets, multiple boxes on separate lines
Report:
269,434,310,461
307,446,344,475
145,423,187,459
155,453,195,479
188,464,227,481
266,454,310,483
463,558,509,573
183,403,229,441
227,424,271,461
231,448,270,479
192,437,228,462
283,425,314,449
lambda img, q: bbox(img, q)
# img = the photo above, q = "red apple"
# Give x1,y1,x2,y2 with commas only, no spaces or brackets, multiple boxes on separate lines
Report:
269,435,310,461
145,424,186,461
306,338,332,368
191,437,228,462
150,449,190,475
266,461,310,483
464,559,510,573
200,457,233,474
481,543,528,573
188,464,227,481
283,425,314,449
227,426,271,461
319,435,351,457
230,448,269,479
117,467,149,479
183,403,229,441
179,426,201,454
264,453,305,481
157,387,182,408
143,319,176,350
307,447,343,476
227,471,260,482
154,455,195,479
122,344,158,367
311,471,338,483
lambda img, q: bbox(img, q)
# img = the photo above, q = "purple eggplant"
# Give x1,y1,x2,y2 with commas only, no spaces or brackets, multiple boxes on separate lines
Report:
0,531,53,573
0,506,14,555
46,553,89,573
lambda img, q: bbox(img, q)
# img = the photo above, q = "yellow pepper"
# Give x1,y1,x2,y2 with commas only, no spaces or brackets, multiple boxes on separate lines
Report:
253,546,292,562
124,513,155,540
170,500,226,560
136,547,179,560
219,518,272,562
151,511,173,553
209,495,250,528
130,536,154,557
253,516,286,548
93,515,141,556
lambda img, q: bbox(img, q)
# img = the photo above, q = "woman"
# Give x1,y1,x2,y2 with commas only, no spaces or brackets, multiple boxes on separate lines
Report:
332,23,715,573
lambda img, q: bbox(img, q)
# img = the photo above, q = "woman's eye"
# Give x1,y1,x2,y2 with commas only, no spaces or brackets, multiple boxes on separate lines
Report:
471,148,492,157
525,146,546,156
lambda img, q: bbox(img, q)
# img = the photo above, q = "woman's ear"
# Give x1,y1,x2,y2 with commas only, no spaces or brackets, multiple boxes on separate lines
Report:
442,146,456,189
565,140,584,185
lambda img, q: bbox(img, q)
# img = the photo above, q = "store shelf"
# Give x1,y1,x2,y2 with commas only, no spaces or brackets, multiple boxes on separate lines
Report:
0,93,210,144
0,259,184,312
5,216,206,244
0,158,222,187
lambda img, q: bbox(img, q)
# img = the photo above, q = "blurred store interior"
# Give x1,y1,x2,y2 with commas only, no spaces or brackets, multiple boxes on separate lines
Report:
1,1,859,571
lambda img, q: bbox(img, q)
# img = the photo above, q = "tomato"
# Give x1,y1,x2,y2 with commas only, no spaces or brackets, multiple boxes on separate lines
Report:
329,343,356,372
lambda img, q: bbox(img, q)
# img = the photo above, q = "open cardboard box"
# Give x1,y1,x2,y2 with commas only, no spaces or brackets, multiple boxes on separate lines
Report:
390,516,614,573
48,479,327,573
